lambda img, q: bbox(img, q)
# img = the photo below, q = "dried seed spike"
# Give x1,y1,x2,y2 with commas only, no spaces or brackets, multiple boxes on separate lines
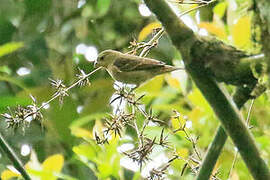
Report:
160,128,165,144
136,94,145,102
29,94,37,104
181,163,188,176
110,95,122,104
168,155,179,163
76,68,91,87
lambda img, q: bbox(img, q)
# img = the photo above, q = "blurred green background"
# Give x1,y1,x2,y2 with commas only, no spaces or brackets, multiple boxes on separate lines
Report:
0,0,269,179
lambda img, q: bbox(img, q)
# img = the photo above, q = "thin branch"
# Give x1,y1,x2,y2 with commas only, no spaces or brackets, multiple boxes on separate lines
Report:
228,99,255,179
0,132,31,180
139,28,165,57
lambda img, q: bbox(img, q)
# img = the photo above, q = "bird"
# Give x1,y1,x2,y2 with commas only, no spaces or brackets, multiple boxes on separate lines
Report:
94,49,183,87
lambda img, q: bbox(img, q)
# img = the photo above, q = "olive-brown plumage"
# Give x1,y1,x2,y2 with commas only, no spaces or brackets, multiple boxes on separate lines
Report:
94,50,182,87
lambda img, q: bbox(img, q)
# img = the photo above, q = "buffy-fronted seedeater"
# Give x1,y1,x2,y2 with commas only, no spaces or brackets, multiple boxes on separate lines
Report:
94,50,183,87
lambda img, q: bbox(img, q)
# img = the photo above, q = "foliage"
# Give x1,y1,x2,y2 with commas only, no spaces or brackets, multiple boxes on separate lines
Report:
0,0,269,180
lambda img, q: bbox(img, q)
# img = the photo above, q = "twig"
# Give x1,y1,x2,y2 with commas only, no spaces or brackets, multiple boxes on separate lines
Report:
139,28,165,57
228,99,255,179
0,67,103,176
139,0,215,58
1,67,102,128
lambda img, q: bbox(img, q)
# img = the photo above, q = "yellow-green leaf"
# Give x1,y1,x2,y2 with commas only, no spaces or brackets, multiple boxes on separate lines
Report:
137,74,164,93
187,89,212,115
70,127,93,139
232,15,251,49
199,22,227,39
42,154,64,173
166,75,181,89
1,169,20,180
0,42,24,58
213,2,227,19
73,144,97,162
138,22,161,41
176,148,189,158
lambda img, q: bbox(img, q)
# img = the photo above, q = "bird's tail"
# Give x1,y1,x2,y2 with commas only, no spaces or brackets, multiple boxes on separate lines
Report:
162,65,184,73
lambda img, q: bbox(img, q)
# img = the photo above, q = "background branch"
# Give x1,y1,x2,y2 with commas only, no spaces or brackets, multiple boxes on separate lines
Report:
196,84,257,180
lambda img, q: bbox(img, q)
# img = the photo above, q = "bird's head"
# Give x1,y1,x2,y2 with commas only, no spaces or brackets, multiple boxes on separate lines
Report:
94,50,119,68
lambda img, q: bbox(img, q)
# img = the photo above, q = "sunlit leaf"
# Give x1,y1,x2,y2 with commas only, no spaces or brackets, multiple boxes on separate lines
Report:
187,89,212,115
188,107,205,122
0,42,24,58
166,75,181,89
73,144,97,161
138,22,162,41
42,154,64,173
137,74,164,93
97,163,114,179
213,2,227,19
171,115,186,130
70,127,92,139
232,15,252,49
231,171,240,180
93,119,105,135
199,22,227,39
256,135,270,150
177,148,189,158
1,169,20,180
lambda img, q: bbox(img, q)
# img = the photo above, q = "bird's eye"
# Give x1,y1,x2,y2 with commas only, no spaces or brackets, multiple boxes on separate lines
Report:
100,56,104,61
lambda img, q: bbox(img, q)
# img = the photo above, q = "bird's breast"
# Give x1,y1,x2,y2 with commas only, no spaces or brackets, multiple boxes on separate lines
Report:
107,65,153,85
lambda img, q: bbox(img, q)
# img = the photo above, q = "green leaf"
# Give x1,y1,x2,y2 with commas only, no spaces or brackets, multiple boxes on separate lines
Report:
0,96,31,112
0,66,11,74
0,75,28,91
0,18,16,45
73,144,98,162
24,0,52,16
0,42,24,58
70,113,107,128
256,135,270,150
97,0,111,17
213,2,227,19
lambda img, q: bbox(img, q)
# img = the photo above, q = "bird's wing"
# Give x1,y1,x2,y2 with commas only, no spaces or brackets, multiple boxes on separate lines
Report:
113,55,165,72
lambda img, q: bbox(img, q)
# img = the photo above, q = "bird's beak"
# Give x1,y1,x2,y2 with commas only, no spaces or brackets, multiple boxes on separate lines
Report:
94,61,98,68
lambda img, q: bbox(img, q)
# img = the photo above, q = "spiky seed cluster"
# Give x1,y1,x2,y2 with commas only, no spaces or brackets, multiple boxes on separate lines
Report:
76,68,91,87
104,112,134,137
49,78,69,105
148,155,179,180
110,86,144,106
123,137,156,169
94,132,109,145
1,95,43,132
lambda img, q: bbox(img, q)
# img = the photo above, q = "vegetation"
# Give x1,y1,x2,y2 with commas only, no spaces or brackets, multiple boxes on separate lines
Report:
0,0,269,179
